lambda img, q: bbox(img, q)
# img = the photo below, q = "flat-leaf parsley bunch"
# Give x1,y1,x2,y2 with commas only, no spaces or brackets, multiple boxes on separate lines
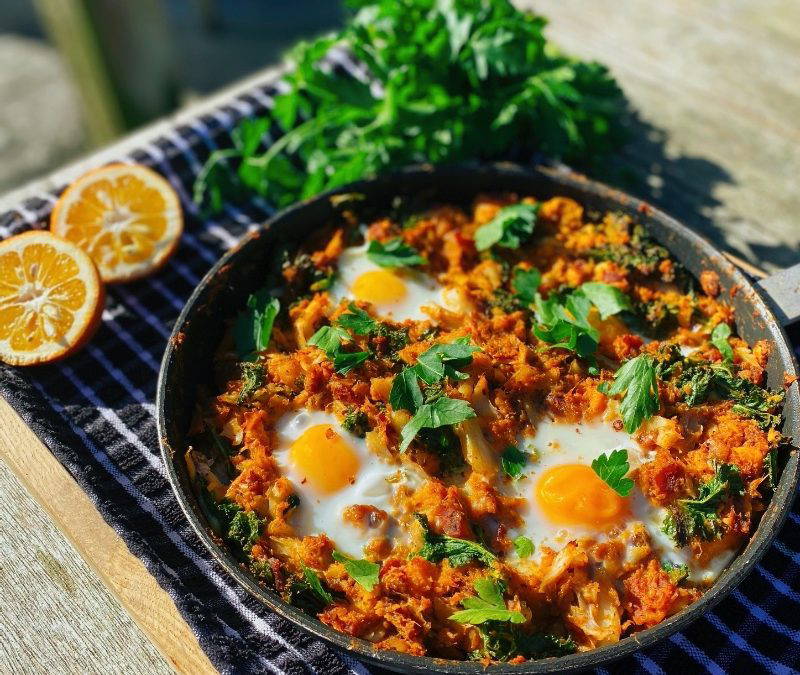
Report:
194,0,624,212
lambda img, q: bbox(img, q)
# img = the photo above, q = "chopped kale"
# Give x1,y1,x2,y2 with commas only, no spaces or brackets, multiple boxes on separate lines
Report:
237,361,265,404
586,223,673,276
227,509,265,551
676,361,784,429
342,407,370,438
661,560,690,584
470,622,577,662
414,513,495,567
372,322,409,359
661,463,744,547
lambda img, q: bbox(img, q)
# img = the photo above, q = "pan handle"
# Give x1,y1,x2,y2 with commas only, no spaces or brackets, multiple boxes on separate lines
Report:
755,263,800,327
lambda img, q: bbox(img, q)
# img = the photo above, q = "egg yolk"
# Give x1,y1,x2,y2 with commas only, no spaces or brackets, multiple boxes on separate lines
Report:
289,424,360,494
535,464,628,528
350,269,407,305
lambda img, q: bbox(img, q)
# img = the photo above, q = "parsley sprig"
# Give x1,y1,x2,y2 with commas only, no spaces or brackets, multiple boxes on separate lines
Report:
234,290,280,359
450,578,525,625
710,322,734,362
591,448,634,496
474,203,539,251
366,238,426,267
193,0,624,213
332,551,380,591
389,338,479,451
599,354,659,433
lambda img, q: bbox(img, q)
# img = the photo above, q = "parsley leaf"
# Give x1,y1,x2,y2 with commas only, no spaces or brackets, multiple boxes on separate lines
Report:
193,2,624,214
662,463,744,547
333,349,370,375
513,535,534,559
414,513,496,567
332,551,380,591
234,291,280,358
412,337,480,385
579,282,633,320
366,238,426,267
501,445,527,480
532,290,600,370
474,203,539,251
450,578,525,625
399,396,476,452
711,322,734,362
511,266,541,305
336,303,377,335
307,324,350,354
308,320,371,374
600,354,659,433
301,565,333,606
389,367,424,413
591,448,634,496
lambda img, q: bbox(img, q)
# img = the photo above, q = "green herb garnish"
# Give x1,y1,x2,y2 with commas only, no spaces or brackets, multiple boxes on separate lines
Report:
414,513,495,567
336,303,377,335
511,266,541,305
307,324,350,354
399,396,476,452
662,463,744,547
366,238,426,267
591,448,634,496
710,322,734,362
513,536,534,559
412,337,481,385
580,282,633,319
234,291,279,358
501,445,527,480
599,354,659,433
474,203,539,251
301,565,334,606
450,578,525,625
193,1,623,213
332,551,381,591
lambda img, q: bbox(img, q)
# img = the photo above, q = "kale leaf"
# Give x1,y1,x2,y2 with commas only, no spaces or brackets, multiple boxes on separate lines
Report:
414,513,496,567
661,463,744,547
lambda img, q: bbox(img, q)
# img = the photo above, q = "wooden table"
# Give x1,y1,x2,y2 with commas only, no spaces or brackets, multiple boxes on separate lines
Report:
1,1,798,672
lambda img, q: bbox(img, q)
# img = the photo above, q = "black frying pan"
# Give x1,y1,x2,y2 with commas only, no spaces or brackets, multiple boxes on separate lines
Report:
157,163,800,673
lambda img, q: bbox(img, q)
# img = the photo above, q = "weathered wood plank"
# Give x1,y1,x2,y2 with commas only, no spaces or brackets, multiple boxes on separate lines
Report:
523,0,800,272
0,399,215,675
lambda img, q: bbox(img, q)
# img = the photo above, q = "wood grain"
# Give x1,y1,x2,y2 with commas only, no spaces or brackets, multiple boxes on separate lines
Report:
0,398,216,675
524,0,800,273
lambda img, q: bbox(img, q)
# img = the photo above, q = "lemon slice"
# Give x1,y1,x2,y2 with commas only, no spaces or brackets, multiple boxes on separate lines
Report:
0,231,104,365
50,163,183,283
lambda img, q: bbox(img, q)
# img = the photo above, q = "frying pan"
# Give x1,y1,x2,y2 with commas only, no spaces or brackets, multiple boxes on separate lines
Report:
157,163,800,673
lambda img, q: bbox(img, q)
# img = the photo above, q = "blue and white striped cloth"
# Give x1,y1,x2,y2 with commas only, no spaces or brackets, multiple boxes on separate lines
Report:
0,55,798,675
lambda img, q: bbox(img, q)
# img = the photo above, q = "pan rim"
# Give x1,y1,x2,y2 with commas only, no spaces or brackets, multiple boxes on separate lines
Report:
157,161,800,673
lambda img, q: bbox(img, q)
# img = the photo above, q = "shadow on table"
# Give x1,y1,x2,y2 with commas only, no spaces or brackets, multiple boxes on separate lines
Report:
599,109,798,272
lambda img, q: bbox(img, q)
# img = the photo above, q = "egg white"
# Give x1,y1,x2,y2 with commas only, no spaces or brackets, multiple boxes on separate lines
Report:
274,409,423,558
505,416,736,582
329,243,457,322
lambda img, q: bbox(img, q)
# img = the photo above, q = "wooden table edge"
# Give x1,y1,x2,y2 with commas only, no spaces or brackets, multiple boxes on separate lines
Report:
0,396,217,675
